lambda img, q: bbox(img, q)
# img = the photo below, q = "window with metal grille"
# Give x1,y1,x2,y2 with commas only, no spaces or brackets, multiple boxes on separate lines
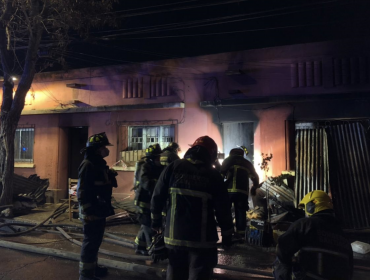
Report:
128,125,174,150
14,125,34,162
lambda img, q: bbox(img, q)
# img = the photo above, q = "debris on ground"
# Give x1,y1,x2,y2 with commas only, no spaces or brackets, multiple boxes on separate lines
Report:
106,211,137,226
10,174,50,215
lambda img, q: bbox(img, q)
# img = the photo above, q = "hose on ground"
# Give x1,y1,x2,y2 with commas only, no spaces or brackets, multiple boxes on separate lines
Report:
0,201,68,237
56,227,150,261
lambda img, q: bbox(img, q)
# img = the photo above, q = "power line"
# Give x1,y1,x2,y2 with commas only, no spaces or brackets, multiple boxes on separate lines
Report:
104,0,200,14
102,18,359,40
111,0,250,18
101,0,341,38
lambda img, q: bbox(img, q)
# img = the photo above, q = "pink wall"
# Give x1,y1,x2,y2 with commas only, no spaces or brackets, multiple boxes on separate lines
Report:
16,103,221,198
15,114,60,189
254,107,291,181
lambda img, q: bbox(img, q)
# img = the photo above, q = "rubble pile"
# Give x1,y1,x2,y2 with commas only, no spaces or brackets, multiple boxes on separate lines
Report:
12,174,49,214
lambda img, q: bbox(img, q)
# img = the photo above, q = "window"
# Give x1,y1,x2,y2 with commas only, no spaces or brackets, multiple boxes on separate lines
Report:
128,125,174,151
118,125,175,170
14,125,34,162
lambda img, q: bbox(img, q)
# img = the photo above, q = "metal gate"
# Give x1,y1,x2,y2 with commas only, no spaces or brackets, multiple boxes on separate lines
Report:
295,121,370,229
295,123,330,206
326,121,370,229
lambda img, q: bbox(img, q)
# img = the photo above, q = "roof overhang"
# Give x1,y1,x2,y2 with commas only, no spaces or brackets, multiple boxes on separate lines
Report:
21,102,185,115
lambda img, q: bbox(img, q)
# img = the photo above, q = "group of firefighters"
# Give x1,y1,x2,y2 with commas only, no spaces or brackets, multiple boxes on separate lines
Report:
76,132,354,280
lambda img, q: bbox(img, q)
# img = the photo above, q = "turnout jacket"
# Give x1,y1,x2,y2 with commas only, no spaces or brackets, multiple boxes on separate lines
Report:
276,211,353,280
151,158,234,249
220,155,259,195
77,154,116,220
133,158,145,191
134,158,164,211
160,149,180,166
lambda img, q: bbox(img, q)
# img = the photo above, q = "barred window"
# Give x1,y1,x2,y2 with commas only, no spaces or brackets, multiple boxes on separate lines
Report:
15,125,34,162
128,125,174,151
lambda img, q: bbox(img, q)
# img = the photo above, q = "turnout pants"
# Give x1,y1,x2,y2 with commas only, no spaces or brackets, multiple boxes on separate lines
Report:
166,248,218,280
229,193,249,234
135,212,155,250
79,218,106,279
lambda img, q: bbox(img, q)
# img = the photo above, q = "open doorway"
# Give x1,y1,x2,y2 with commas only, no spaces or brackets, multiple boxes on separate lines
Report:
68,127,88,180
223,122,255,162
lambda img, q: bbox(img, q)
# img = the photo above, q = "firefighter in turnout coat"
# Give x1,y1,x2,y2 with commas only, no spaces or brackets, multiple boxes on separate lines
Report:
134,143,164,255
77,132,117,280
160,142,180,166
151,136,234,280
220,148,259,237
273,190,353,280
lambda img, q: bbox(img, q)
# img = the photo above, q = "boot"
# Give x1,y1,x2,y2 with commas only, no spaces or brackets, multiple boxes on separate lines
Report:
135,248,149,255
134,244,149,256
95,265,108,277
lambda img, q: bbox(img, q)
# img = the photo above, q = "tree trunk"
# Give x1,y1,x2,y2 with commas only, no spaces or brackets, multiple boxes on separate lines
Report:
0,1,43,214
0,81,17,215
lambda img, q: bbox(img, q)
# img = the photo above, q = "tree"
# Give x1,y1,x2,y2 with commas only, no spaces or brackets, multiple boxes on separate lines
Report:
0,0,117,216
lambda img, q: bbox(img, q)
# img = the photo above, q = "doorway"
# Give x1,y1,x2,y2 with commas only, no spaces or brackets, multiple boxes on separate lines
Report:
223,122,255,162
68,127,88,179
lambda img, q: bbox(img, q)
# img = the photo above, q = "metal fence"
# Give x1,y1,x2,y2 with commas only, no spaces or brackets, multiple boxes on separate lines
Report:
326,121,370,229
295,121,370,229
295,125,330,206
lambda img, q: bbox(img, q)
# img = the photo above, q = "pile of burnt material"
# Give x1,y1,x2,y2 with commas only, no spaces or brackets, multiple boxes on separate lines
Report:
12,174,49,214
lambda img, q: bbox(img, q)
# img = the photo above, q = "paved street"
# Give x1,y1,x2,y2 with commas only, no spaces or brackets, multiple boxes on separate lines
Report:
0,246,155,280
0,204,369,280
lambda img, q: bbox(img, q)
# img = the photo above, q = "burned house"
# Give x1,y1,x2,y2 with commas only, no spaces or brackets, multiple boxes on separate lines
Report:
9,38,370,230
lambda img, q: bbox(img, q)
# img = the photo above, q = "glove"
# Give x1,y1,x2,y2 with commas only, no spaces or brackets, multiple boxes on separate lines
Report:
148,232,168,263
222,235,232,249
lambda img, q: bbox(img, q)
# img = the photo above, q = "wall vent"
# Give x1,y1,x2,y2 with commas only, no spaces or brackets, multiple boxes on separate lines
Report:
122,77,143,99
291,61,322,88
122,76,175,99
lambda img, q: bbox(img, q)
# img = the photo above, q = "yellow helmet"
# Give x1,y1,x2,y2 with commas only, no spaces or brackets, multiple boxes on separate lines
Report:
298,190,333,216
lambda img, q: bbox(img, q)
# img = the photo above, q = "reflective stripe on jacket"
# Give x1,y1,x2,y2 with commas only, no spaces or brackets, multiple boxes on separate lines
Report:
133,159,145,191
220,155,259,195
151,158,233,249
160,149,180,166
134,158,164,211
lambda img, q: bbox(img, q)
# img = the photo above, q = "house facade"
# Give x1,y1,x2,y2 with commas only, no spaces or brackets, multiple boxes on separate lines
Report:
10,38,370,229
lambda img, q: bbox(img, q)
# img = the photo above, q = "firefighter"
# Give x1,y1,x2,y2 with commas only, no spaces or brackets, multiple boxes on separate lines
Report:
132,156,145,192
151,136,234,280
160,142,180,166
220,148,259,238
77,132,117,280
134,143,164,255
273,190,353,280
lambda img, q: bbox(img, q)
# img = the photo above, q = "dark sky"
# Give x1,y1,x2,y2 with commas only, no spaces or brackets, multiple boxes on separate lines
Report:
44,0,370,70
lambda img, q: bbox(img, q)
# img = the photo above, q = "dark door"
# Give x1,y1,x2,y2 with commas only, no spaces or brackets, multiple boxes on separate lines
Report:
68,127,88,179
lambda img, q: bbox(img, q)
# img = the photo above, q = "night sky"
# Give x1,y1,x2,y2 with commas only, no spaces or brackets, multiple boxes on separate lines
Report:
41,0,370,70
